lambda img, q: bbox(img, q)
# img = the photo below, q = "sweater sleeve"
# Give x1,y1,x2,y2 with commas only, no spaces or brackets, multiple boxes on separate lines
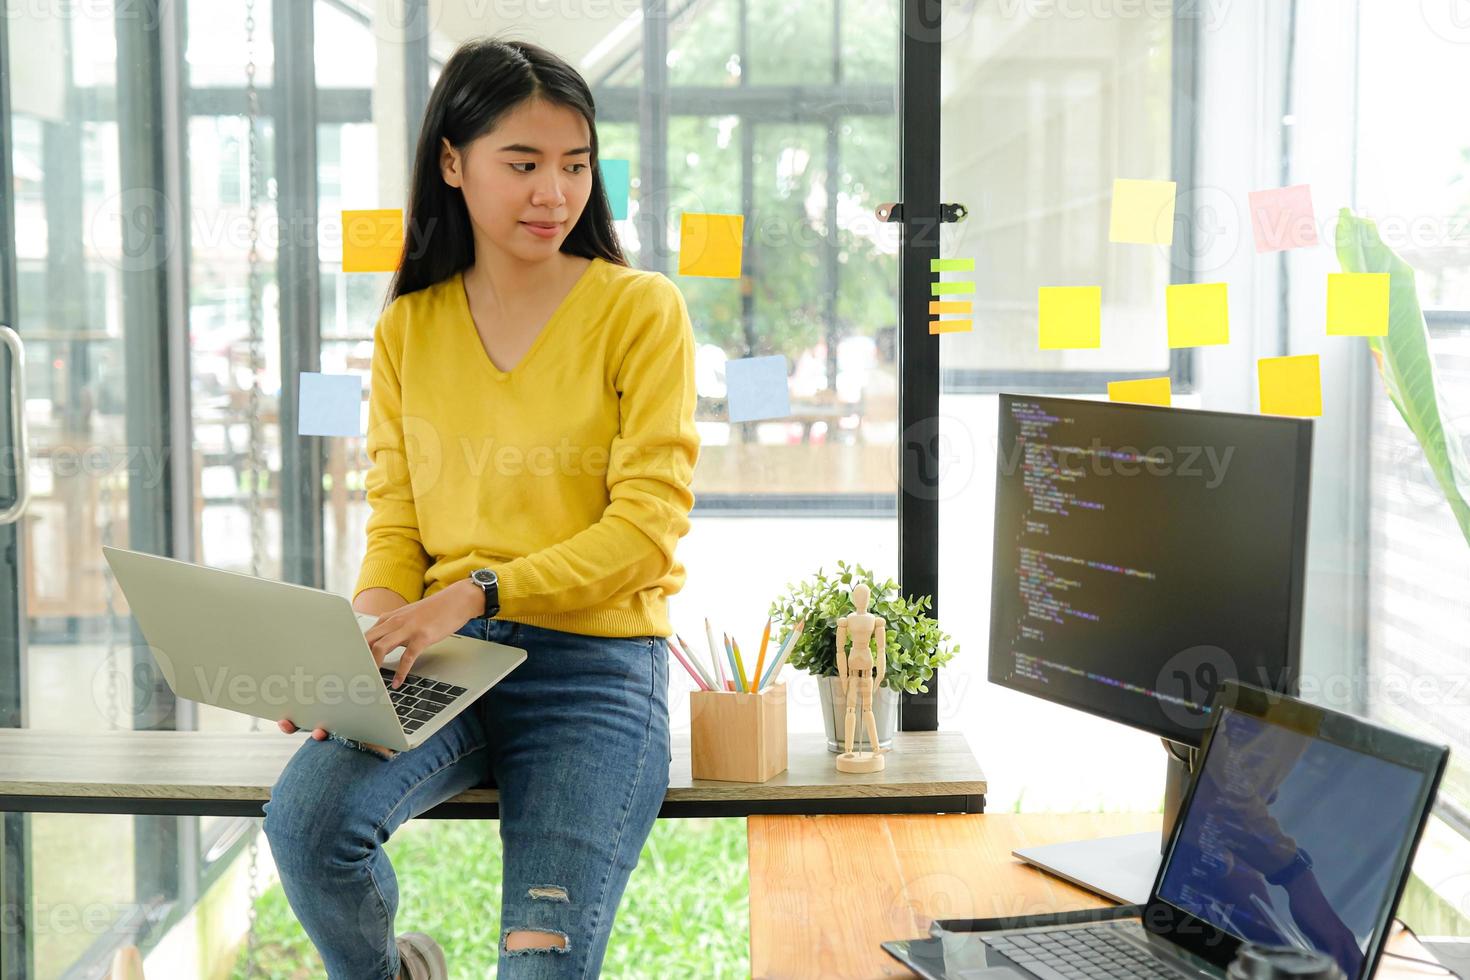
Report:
486,274,700,617
353,304,433,605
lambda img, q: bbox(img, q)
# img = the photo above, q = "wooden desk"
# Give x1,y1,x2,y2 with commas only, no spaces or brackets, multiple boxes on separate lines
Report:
748,812,1446,979
0,729,986,819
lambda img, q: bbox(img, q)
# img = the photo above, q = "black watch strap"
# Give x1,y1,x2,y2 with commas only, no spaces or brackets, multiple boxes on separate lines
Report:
472,569,500,619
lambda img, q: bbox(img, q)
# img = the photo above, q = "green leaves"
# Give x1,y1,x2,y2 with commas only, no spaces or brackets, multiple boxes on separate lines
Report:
766,559,958,694
1336,208,1470,547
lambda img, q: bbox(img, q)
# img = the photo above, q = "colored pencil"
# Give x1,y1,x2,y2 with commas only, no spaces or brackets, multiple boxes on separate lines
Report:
724,633,744,692
705,618,728,691
757,628,796,690
764,625,799,693
676,633,715,691
667,637,710,690
752,617,772,696
672,633,715,691
732,636,751,693
762,619,805,689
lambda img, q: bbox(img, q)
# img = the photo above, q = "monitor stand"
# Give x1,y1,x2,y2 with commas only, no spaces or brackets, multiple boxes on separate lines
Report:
1011,740,1198,906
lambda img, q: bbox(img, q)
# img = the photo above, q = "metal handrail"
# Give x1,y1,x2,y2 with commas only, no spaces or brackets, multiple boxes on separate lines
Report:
0,325,29,525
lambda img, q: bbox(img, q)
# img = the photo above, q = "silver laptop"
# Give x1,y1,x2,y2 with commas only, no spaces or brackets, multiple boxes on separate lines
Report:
101,545,526,751
882,681,1449,980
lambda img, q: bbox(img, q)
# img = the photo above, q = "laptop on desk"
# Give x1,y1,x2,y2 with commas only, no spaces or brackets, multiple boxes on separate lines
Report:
101,546,526,752
882,681,1449,980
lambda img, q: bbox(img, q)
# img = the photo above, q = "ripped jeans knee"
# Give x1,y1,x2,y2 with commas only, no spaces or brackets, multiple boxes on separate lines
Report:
501,885,572,956
328,732,398,761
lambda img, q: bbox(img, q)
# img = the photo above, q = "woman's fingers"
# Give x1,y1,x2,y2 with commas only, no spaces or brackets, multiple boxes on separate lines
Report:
279,718,329,740
390,649,421,690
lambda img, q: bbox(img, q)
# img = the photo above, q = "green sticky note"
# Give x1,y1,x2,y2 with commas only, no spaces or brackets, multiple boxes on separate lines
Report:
1109,178,1177,245
930,257,975,272
1038,286,1102,350
1166,283,1230,348
930,281,976,295
600,159,630,221
1258,354,1322,417
1325,272,1389,336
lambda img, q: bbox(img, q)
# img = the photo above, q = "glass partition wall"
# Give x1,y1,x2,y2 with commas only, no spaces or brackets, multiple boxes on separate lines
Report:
3,1,1469,976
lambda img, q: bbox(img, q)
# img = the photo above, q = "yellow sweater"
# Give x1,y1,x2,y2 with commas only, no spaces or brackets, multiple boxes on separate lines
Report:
351,256,700,638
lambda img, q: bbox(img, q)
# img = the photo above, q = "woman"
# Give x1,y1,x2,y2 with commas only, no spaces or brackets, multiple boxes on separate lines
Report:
261,36,699,980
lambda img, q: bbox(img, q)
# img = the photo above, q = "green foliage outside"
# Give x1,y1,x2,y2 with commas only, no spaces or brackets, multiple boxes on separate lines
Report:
233,817,749,978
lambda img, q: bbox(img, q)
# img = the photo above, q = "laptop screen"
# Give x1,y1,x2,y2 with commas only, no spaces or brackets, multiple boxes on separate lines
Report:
1155,707,1427,978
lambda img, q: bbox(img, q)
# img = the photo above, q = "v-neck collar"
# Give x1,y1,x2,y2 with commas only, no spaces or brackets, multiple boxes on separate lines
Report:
454,257,601,381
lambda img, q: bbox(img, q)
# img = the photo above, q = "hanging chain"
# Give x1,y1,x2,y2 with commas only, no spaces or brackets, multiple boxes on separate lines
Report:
242,0,263,975
102,468,120,729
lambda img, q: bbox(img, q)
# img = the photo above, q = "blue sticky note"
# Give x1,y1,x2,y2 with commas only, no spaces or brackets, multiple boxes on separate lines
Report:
725,355,790,423
298,372,363,436
600,159,630,221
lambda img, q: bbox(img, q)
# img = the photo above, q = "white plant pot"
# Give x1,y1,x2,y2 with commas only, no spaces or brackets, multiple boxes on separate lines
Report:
818,674,899,753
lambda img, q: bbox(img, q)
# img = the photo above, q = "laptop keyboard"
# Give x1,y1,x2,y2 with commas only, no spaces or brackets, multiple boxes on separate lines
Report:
378,667,468,734
982,925,1190,980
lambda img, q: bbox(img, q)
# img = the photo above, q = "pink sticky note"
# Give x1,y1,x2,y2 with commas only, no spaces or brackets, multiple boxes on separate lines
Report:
1248,184,1319,253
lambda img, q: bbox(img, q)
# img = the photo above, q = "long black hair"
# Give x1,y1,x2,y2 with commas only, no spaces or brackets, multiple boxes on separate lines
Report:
387,37,628,303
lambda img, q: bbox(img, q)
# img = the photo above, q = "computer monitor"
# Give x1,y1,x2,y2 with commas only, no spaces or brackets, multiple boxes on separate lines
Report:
988,393,1314,902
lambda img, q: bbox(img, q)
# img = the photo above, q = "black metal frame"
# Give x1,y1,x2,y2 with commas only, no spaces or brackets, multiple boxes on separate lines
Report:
275,0,326,589
0,10,30,980
114,0,194,945
0,793,986,820
898,0,942,731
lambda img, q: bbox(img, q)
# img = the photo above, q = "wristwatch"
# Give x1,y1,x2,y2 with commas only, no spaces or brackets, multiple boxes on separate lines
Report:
469,568,501,619
1265,847,1313,887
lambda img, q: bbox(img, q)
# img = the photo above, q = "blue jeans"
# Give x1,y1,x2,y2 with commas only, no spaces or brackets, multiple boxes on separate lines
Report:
260,617,672,979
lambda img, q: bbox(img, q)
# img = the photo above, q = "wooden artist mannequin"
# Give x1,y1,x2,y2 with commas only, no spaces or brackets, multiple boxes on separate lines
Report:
835,583,888,773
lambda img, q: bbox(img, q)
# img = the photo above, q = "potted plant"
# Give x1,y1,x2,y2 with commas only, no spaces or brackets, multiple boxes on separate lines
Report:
768,560,959,753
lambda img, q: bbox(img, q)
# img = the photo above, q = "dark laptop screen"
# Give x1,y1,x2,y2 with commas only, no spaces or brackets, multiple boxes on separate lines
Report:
1155,708,1426,978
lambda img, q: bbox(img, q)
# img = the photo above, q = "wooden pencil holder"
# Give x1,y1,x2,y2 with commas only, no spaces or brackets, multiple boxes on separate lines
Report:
689,682,788,783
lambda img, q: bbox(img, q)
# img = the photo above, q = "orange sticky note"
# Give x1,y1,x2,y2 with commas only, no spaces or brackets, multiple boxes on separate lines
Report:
1038,286,1101,350
342,209,404,273
1108,377,1172,407
678,213,745,278
1166,283,1229,348
1109,178,1177,245
929,320,973,334
929,301,972,315
1326,272,1389,336
1258,354,1322,417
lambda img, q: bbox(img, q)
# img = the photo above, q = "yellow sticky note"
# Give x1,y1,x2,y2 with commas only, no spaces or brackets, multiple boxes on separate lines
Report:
678,213,745,278
929,320,973,334
929,301,972,315
1038,286,1102,350
342,209,404,273
1258,354,1322,417
1166,283,1229,347
1326,272,1389,336
1108,377,1172,407
1109,178,1177,245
